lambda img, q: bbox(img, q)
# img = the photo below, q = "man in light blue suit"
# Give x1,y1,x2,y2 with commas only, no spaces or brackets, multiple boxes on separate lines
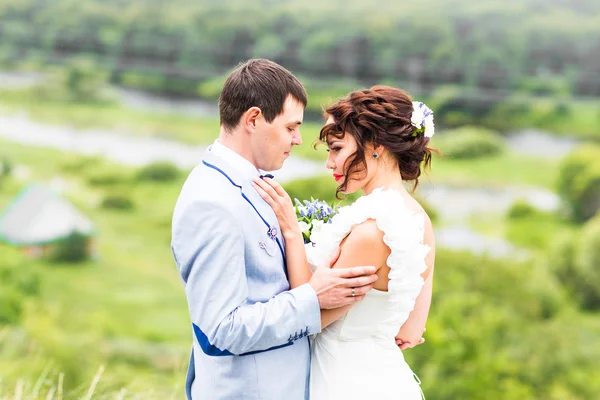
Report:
171,59,378,400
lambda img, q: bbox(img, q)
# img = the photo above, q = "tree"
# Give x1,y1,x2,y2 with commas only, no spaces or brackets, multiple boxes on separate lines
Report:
557,144,600,222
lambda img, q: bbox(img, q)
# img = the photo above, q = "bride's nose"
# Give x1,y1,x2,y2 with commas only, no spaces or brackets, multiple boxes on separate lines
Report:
325,153,335,170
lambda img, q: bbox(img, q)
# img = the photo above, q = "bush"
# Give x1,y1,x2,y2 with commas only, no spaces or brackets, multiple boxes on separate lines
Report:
575,215,600,310
1,158,12,176
34,57,113,103
548,216,600,311
0,288,24,324
101,194,134,210
51,232,90,263
60,155,102,174
557,144,600,222
87,171,129,186
137,162,179,182
547,231,577,284
517,76,571,97
507,199,537,219
0,254,41,323
431,126,506,159
197,74,228,99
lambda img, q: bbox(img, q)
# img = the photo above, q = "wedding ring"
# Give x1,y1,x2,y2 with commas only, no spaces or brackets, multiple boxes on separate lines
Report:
351,288,356,297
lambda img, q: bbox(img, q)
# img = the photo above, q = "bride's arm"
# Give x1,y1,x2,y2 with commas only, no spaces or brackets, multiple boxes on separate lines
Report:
251,177,315,288
320,220,389,328
280,230,313,289
396,214,436,349
252,177,382,328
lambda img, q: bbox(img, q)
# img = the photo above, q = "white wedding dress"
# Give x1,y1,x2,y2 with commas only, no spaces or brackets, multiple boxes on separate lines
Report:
306,188,429,400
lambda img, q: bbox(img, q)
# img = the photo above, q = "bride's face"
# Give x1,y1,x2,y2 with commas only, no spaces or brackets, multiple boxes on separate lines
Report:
324,117,377,194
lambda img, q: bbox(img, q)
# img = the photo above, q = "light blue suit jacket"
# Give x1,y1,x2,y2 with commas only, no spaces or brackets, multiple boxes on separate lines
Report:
171,148,321,400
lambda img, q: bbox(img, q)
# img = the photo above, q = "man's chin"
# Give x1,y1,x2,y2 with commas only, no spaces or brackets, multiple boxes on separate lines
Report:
267,162,285,172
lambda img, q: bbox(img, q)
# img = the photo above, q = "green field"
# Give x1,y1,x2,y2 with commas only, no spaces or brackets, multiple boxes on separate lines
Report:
1,138,599,399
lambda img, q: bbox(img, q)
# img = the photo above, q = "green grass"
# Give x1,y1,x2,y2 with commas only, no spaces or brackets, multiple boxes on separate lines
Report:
427,150,560,189
467,208,576,250
1,139,599,400
0,141,190,397
492,95,600,141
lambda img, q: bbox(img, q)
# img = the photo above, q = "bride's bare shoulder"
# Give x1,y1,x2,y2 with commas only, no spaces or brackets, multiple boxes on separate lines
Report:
333,219,390,271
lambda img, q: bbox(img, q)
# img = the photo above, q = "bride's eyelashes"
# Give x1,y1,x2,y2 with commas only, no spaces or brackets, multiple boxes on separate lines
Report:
326,147,342,153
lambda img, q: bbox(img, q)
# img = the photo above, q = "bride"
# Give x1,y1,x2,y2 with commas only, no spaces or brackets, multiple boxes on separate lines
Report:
252,85,436,399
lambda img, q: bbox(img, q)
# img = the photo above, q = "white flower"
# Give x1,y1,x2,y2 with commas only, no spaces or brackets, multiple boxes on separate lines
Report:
311,219,324,233
298,221,311,233
411,101,435,138
424,118,435,138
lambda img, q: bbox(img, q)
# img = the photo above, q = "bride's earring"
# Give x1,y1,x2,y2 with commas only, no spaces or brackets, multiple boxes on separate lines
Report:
372,153,378,159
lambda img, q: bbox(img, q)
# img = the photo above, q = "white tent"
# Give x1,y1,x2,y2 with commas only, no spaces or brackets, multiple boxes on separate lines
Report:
0,184,95,246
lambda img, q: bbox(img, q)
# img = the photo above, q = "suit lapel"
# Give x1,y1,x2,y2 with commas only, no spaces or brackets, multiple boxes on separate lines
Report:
201,150,286,258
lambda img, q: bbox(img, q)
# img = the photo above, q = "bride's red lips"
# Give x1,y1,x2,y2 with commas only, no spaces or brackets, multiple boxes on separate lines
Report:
333,173,343,182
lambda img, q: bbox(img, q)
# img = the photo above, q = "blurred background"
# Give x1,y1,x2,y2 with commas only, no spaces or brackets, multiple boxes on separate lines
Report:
1,0,599,398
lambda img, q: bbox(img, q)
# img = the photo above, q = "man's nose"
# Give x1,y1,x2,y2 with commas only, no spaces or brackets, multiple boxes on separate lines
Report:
292,130,302,146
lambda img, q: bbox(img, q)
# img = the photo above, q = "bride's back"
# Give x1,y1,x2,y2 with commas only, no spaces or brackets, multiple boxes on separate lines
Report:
307,188,430,339
307,188,429,400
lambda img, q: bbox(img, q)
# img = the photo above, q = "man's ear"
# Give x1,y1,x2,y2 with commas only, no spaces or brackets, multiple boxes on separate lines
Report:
243,107,262,132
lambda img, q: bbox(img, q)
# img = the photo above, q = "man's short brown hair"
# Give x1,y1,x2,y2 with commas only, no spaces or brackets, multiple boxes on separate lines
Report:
218,59,307,132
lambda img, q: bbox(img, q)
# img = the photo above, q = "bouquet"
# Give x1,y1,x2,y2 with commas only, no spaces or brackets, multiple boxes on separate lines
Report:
294,198,339,244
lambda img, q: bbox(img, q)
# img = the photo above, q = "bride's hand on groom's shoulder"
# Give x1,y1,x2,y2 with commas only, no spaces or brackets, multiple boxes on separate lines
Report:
252,176,299,239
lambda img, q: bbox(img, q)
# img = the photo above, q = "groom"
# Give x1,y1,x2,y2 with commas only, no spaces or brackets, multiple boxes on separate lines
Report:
171,58,379,400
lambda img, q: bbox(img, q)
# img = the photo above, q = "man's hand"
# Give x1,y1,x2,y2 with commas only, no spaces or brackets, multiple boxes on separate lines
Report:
396,328,426,350
309,247,378,309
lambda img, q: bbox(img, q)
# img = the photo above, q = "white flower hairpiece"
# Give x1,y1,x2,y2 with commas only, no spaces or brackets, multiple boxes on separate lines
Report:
411,101,435,138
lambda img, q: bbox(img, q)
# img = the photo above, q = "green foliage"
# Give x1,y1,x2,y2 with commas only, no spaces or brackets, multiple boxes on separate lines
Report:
507,199,537,220
505,210,572,250
136,162,179,182
60,155,103,174
557,144,600,222
34,57,113,104
0,287,23,324
62,58,109,102
87,170,130,186
575,215,600,309
407,249,593,399
197,74,228,99
432,126,506,159
101,194,134,210
0,250,41,324
51,232,91,263
1,103,600,398
517,76,571,97
3,0,600,105
548,216,600,311
1,157,12,176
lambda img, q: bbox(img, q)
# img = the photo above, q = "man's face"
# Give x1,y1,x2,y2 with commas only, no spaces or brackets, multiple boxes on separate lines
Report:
251,96,304,171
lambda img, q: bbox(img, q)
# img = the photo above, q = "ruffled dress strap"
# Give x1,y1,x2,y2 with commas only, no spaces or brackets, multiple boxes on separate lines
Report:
309,188,430,315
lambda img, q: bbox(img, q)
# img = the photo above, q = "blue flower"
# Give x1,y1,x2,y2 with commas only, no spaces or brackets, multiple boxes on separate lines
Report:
294,198,339,244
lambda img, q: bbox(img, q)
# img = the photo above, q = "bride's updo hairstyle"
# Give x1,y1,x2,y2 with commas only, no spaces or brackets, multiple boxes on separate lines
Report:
319,85,436,195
